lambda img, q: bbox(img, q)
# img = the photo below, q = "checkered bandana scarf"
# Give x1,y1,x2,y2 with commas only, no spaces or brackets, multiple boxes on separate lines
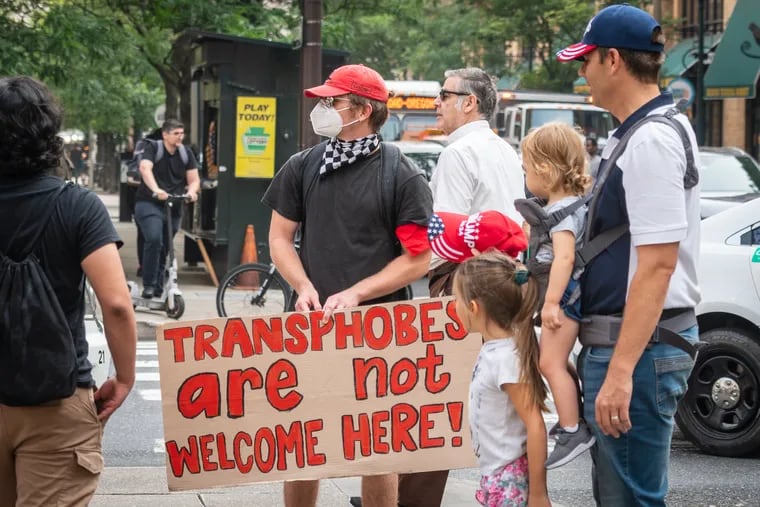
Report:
320,134,380,177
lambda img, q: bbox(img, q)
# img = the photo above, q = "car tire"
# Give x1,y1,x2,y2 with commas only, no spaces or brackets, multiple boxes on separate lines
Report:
676,327,760,457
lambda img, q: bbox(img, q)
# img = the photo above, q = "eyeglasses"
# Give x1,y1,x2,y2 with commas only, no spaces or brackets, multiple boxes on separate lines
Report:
320,97,350,108
438,89,472,101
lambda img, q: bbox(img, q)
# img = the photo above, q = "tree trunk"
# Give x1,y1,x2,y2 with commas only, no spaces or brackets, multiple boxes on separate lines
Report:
96,132,119,193
164,79,180,122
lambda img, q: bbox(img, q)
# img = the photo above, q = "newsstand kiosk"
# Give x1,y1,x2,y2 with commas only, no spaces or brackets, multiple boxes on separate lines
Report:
185,31,348,280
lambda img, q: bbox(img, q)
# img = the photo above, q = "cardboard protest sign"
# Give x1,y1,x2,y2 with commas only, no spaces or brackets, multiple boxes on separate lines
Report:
157,297,480,491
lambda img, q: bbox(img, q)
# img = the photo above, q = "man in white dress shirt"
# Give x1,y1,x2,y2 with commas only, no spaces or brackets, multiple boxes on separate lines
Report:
398,67,526,507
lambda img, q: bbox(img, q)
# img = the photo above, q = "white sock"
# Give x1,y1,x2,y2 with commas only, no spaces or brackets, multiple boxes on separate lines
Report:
562,424,579,433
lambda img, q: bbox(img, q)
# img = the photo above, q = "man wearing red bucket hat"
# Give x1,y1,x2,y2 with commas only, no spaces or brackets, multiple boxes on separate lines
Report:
262,64,433,507
557,4,701,506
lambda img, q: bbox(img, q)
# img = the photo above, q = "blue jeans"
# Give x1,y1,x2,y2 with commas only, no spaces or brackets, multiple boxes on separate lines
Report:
134,200,182,290
578,325,697,507
561,277,582,322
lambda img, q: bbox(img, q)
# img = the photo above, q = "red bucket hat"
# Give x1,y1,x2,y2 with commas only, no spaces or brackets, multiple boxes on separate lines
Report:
304,64,389,103
427,211,527,263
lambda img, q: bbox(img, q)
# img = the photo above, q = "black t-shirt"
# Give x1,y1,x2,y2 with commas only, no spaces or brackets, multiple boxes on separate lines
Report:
0,175,122,387
262,146,433,304
136,141,198,201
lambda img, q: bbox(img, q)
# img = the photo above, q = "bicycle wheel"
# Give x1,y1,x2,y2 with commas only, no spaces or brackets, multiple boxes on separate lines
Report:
216,263,292,318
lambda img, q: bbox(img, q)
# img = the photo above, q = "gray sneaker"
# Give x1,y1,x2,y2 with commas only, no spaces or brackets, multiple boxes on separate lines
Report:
545,421,596,470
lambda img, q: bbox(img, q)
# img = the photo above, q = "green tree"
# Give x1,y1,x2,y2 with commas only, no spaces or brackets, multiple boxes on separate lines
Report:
322,0,499,80
480,0,652,91
0,0,48,76
101,0,299,132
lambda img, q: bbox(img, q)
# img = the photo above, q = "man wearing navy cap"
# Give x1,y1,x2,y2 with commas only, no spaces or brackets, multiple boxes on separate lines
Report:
557,4,701,506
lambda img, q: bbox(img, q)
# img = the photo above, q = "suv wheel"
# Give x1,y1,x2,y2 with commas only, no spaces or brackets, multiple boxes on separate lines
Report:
676,328,760,456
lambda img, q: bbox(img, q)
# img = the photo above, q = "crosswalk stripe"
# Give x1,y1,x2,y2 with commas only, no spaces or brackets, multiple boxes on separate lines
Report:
139,389,162,401
137,372,161,382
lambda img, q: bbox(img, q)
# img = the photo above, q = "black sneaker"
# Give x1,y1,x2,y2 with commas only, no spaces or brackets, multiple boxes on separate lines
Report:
545,420,596,470
141,286,155,299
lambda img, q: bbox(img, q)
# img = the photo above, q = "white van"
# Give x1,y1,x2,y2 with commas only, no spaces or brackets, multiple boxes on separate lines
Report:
501,102,616,151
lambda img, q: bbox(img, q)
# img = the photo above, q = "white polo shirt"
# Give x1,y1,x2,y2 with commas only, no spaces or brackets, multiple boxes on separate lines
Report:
586,96,701,313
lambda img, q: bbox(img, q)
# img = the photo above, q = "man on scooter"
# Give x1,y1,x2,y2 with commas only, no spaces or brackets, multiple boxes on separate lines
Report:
134,119,199,299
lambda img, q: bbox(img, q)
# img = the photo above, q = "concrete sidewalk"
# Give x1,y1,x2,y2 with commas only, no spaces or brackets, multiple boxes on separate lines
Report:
95,191,488,506
93,467,480,506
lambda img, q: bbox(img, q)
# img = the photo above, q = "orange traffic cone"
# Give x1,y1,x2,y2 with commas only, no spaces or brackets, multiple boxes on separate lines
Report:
238,224,260,288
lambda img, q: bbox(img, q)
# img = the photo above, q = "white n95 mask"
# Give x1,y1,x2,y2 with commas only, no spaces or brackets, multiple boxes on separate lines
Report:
309,101,359,138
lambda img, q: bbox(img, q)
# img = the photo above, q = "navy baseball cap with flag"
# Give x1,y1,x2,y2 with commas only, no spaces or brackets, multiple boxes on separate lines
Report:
556,3,664,62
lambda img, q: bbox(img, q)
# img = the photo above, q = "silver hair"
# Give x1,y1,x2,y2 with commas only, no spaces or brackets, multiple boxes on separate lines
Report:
444,68,497,120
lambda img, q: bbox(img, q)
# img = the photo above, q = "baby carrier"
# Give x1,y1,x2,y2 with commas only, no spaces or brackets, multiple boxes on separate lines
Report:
514,195,589,313
517,103,699,305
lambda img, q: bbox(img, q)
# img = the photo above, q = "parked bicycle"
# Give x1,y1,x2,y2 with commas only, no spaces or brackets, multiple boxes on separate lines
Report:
215,242,294,318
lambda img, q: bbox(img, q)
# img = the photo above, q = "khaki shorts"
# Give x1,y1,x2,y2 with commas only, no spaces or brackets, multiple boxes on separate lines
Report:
0,387,104,506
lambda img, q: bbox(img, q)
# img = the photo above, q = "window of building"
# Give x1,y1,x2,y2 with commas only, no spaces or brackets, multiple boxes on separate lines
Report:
680,0,724,38
705,99,722,147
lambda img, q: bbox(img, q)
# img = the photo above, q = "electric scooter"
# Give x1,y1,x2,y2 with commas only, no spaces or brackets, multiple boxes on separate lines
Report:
128,194,188,319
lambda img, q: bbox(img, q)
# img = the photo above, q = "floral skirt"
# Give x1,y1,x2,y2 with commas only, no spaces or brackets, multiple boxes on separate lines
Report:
475,454,529,507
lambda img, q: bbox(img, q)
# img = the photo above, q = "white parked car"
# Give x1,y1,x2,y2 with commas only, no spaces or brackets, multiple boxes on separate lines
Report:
698,147,760,218
389,140,445,181
675,196,760,456
85,280,112,388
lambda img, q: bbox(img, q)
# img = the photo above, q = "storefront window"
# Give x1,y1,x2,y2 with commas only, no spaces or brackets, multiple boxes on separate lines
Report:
705,100,722,147
680,0,724,37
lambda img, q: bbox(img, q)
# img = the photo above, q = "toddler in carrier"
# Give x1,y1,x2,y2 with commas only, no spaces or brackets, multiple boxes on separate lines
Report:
515,122,594,469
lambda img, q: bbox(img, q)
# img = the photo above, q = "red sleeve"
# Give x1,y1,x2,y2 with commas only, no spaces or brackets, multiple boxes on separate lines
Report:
395,223,430,256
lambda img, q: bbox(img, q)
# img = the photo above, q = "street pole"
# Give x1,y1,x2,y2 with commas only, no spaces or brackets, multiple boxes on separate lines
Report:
695,0,706,145
300,0,322,150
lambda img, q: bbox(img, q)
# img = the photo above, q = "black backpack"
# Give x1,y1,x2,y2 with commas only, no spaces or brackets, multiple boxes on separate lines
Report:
126,138,189,186
0,183,79,406
298,141,413,300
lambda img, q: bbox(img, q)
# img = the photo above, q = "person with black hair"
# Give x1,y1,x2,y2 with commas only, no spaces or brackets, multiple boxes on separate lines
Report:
0,75,136,505
134,119,199,298
585,136,601,180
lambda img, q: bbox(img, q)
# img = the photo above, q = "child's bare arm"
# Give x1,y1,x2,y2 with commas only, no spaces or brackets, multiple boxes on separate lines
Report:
503,383,551,506
542,230,576,330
